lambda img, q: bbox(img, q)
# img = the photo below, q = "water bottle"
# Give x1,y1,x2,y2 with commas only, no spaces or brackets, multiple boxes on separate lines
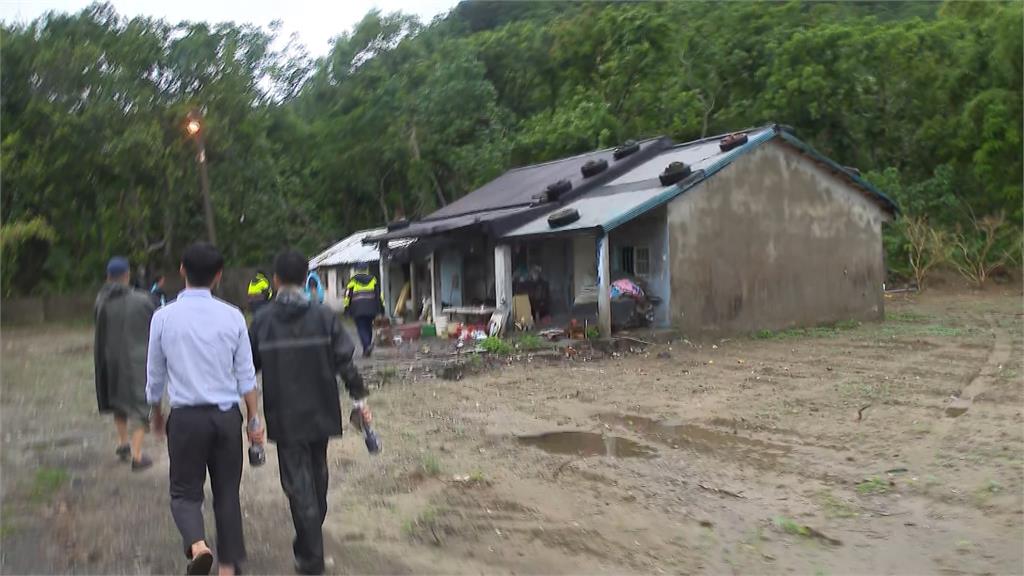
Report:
350,405,381,455
248,416,266,467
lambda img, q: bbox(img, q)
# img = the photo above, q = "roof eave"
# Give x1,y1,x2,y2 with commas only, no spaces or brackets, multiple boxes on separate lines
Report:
775,131,900,216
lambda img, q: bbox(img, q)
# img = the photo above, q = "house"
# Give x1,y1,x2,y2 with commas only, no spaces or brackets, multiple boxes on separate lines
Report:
368,124,898,337
308,228,415,311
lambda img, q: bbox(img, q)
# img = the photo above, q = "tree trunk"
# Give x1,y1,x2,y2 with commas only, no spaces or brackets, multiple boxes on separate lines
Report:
409,124,447,207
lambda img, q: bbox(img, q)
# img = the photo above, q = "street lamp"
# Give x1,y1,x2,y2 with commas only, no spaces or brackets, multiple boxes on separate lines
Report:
185,110,216,245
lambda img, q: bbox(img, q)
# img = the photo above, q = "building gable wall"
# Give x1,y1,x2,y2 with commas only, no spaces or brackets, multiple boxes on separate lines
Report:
666,140,887,334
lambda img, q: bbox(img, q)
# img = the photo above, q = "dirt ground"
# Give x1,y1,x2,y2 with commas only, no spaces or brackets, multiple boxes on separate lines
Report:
2,289,1022,575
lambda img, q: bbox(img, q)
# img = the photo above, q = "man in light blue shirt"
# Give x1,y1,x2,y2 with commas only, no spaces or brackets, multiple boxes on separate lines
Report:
147,242,264,576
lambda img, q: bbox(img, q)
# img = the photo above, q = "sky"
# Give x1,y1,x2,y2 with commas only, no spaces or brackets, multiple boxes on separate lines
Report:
0,0,459,56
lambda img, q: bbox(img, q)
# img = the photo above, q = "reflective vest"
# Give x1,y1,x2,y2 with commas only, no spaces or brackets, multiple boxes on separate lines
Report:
247,274,272,300
343,274,382,314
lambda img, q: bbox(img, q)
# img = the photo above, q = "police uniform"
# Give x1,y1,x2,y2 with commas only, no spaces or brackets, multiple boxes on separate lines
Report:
343,267,382,356
247,272,273,313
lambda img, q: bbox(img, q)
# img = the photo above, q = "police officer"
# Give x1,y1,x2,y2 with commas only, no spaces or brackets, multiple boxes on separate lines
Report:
247,270,273,314
343,263,382,357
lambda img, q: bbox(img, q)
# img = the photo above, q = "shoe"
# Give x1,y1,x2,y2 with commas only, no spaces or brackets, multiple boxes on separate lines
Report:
116,444,131,462
131,454,154,472
186,550,213,575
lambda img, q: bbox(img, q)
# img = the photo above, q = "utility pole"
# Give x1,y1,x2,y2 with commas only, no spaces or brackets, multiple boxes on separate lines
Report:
186,110,217,245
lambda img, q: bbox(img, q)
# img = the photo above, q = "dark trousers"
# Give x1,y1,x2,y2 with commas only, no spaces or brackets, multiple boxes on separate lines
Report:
167,405,246,566
277,439,330,575
354,316,374,353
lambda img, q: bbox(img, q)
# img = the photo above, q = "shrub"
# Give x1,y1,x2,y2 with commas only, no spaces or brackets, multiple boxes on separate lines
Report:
951,211,1017,286
1,217,57,297
480,336,513,355
900,215,950,289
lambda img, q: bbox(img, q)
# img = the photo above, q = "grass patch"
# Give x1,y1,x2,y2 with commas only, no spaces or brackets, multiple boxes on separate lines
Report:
469,469,486,483
773,516,810,537
818,491,857,518
837,379,893,403
30,467,68,503
886,310,929,323
856,477,890,495
0,520,16,539
403,505,443,541
752,320,861,340
420,453,442,477
480,336,513,355
515,333,546,351
376,365,398,386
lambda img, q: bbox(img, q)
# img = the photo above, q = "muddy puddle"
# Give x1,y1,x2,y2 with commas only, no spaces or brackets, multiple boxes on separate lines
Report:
517,431,656,458
597,413,791,467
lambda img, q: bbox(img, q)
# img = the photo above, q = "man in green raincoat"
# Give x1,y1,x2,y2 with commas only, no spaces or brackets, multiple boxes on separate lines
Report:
94,256,157,471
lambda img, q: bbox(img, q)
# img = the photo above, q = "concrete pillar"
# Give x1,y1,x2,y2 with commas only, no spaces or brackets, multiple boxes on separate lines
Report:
494,244,512,311
409,260,418,319
597,233,611,338
494,244,512,336
379,246,392,320
429,251,441,324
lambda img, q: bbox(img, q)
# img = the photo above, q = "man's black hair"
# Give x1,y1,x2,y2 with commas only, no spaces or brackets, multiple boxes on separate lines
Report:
274,249,308,287
181,242,224,287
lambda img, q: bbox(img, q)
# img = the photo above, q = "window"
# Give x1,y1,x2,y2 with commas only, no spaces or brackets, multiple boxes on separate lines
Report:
620,246,635,275
635,246,651,277
619,245,650,277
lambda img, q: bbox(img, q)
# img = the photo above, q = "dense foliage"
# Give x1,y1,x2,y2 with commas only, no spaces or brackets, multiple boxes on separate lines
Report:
2,1,1020,294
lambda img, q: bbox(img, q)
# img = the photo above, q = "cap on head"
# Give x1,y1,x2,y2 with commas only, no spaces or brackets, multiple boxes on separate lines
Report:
106,256,130,278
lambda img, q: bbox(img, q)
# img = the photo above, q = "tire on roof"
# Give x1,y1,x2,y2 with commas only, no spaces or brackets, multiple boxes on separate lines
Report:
659,161,692,186
613,140,640,160
548,208,580,228
581,158,608,178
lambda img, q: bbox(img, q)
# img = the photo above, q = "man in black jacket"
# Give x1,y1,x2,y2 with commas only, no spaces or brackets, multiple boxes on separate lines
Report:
249,250,371,575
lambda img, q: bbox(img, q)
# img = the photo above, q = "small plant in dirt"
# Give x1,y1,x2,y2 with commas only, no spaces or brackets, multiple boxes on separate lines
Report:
585,327,600,340
420,454,442,476
773,516,809,537
985,480,1004,494
856,477,890,495
480,336,513,355
376,366,398,386
30,467,68,503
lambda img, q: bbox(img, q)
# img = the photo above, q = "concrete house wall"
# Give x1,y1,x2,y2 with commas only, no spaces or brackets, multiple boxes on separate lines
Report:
608,207,672,327
667,140,888,334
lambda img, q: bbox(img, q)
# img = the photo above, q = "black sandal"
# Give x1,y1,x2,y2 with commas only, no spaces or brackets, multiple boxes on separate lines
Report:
186,550,213,575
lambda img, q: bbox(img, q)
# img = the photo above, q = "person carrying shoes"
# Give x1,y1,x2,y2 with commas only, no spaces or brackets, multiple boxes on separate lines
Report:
250,249,371,575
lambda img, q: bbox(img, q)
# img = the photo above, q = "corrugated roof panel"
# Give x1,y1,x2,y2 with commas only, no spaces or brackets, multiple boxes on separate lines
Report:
608,127,775,186
309,228,414,269
501,183,668,239
426,137,666,219
368,206,529,241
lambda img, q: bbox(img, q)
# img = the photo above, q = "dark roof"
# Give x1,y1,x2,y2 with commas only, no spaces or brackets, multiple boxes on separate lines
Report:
370,125,897,243
371,137,671,240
